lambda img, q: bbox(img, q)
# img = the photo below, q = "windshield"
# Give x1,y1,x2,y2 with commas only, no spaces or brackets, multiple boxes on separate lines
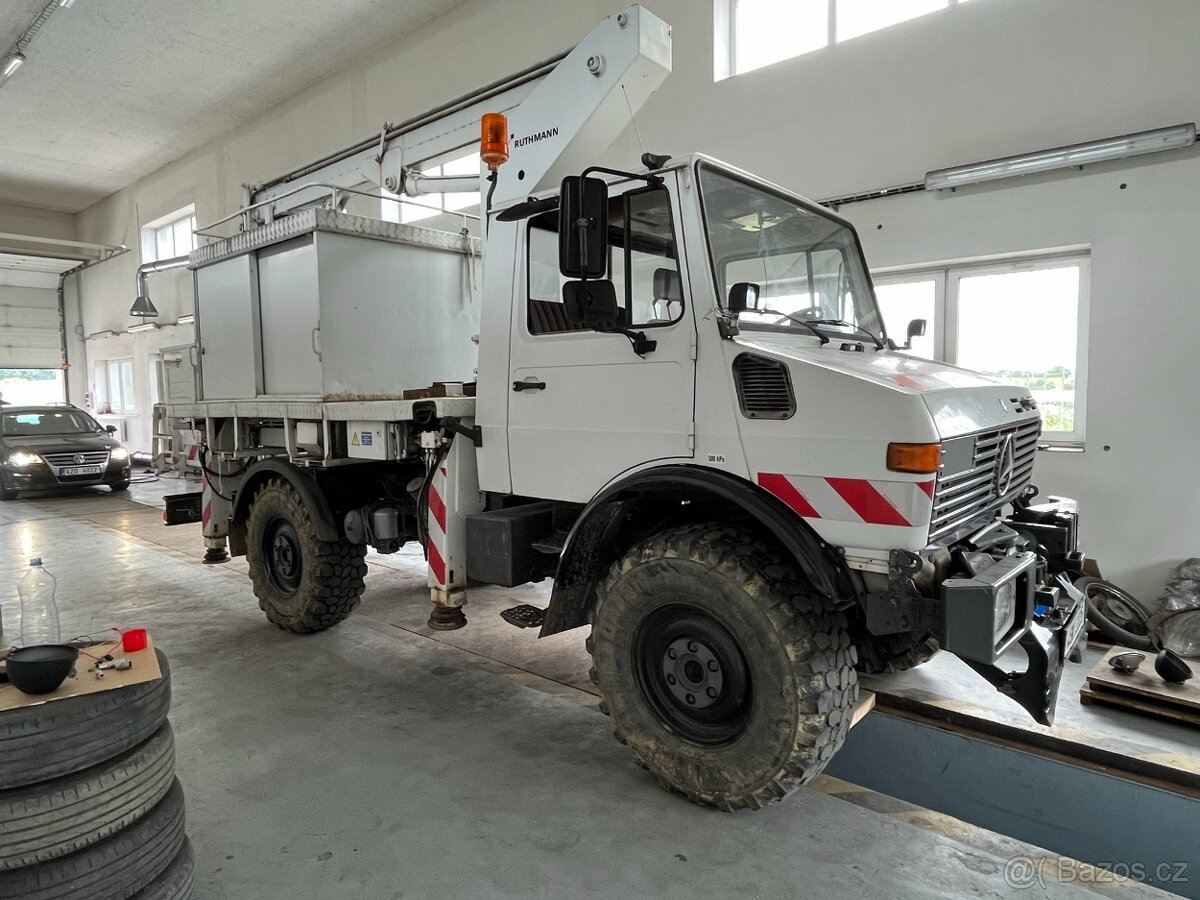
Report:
698,166,884,341
1,410,102,437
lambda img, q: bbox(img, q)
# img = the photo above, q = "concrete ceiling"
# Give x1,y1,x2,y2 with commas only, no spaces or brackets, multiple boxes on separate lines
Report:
0,0,466,214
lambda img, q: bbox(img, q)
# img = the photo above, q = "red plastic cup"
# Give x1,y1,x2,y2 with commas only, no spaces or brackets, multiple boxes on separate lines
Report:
121,628,148,653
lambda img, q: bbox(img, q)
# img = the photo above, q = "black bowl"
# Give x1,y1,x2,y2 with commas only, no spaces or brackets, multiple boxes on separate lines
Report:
2,645,79,694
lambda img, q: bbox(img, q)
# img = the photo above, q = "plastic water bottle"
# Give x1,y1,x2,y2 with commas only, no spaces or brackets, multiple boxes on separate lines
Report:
18,558,60,646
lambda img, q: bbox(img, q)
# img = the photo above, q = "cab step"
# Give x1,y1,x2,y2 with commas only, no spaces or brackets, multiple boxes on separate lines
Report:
500,604,546,629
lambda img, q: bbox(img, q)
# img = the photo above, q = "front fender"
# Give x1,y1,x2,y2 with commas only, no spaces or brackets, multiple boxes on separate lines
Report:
540,464,850,637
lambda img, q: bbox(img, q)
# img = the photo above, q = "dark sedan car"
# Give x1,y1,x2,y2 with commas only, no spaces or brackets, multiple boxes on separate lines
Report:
0,405,132,500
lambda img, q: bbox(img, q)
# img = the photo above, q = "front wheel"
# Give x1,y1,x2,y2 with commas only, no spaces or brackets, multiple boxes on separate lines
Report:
588,523,857,810
245,478,367,633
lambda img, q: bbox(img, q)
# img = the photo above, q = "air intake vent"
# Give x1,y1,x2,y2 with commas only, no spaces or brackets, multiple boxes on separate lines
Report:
733,354,795,419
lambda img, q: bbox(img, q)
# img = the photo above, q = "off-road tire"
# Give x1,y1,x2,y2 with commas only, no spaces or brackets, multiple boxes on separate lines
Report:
855,633,940,674
0,723,175,869
0,649,171,791
588,522,858,810
130,838,196,900
0,778,185,900
245,478,367,633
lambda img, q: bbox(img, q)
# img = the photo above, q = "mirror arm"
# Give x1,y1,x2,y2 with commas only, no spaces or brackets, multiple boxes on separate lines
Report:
580,164,664,190
600,326,658,358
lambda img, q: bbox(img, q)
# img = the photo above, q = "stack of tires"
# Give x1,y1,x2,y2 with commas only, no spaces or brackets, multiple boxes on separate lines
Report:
0,650,195,900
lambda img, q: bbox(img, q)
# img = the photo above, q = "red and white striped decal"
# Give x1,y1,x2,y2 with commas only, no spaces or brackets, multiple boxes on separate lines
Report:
758,472,935,528
200,473,213,532
426,466,449,585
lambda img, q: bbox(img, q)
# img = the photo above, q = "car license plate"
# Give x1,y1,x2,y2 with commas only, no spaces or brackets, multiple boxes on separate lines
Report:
57,465,102,477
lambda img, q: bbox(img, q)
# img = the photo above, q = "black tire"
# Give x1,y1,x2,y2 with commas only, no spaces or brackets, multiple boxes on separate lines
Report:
245,478,367,633
0,649,171,791
1076,576,1156,651
109,481,131,493
0,723,175,870
588,523,857,810
130,838,195,900
0,778,185,900
855,633,940,674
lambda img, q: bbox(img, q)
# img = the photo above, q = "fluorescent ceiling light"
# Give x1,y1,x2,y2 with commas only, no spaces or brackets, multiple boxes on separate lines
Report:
2,52,26,78
129,322,159,333
925,123,1197,191
176,314,195,325
60,0,77,6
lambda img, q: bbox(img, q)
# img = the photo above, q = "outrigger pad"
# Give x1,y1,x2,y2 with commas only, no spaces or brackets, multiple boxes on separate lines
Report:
501,605,546,629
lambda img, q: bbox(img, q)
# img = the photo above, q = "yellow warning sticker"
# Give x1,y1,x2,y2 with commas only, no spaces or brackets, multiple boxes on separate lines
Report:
351,433,360,446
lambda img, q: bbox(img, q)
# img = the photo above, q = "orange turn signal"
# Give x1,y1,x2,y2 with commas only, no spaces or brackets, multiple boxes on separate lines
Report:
887,442,943,474
480,112,509,171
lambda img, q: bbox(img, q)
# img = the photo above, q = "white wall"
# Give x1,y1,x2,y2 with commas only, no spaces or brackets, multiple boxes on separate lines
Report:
69,0,1199,597
0,203,76,242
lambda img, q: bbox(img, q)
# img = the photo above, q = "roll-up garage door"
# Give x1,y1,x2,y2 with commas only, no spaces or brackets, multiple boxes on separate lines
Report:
0,255,76,368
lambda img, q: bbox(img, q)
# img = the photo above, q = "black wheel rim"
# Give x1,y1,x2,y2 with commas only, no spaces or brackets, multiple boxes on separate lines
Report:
263,517,303,598
631,604,752,747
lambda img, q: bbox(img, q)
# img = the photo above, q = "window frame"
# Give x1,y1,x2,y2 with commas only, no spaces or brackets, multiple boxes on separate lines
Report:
95,357,137,415
140,204,197,264
873,251,1090,447
523,183,685,337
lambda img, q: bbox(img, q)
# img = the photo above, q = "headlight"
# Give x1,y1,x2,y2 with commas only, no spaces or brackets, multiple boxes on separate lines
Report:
111,447,130,461
8,451,41,468
994,579,1017,639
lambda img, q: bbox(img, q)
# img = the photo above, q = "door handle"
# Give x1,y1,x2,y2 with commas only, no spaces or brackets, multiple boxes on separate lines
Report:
512,380,546,392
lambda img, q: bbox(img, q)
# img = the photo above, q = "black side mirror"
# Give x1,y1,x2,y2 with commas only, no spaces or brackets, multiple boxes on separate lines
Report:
105,425,118,434
563,280,619,328
728,282,761,315
907,318,927,342
559,176,608,279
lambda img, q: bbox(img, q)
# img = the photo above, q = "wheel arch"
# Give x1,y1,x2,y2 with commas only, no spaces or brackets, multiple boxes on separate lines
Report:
229,459,340,556
540,464,852,637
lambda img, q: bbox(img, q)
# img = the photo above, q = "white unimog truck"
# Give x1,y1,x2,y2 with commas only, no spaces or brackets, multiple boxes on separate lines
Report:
160,6,1086,809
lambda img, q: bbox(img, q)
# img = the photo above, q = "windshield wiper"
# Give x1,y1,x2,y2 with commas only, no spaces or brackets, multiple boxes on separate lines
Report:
760,309,829,345
808,319,884,350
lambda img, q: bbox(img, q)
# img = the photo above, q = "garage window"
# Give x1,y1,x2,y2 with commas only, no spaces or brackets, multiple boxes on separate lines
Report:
874,253,1089,446
716,0,977,78
95,358,136,415
141,205,196,263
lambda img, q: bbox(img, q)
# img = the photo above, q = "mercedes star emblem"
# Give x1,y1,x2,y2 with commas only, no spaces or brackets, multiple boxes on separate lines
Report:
994,434,1016,497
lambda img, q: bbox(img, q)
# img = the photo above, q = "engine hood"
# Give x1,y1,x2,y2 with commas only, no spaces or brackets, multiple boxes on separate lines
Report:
2,433,119,454
734,332,1041,438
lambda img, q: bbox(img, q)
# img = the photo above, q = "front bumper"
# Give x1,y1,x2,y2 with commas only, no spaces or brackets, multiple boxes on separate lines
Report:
942,552,1085,725
5,459,131,492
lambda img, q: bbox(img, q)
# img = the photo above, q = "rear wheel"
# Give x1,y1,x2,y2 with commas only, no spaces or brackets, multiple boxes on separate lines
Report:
588,523,857,810
245,478,367,633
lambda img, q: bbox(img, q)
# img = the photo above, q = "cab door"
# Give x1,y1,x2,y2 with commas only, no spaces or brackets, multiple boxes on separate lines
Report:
507,174,696,503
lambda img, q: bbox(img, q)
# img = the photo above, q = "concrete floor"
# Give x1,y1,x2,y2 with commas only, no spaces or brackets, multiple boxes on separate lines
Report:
0,473,1175,899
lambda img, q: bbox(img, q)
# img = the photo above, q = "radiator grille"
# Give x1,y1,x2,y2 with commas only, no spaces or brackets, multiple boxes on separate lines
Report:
733,354,795,419
42,450,111,467
930,418,1040,543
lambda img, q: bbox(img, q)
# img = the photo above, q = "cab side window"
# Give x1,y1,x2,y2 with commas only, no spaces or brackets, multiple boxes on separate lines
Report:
526,187,681,335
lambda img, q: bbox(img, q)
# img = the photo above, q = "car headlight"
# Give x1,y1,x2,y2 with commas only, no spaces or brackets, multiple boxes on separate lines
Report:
110,447,130,461
8,451,41,468
994,579,1017,639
